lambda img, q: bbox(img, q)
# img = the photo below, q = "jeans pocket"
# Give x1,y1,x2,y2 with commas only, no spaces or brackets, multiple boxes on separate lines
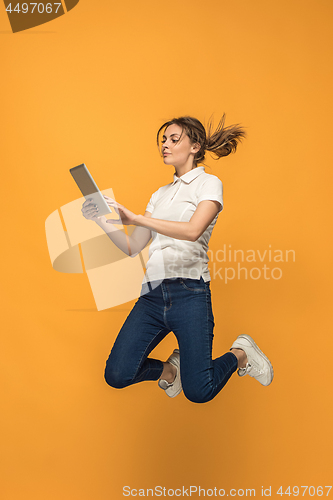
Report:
180,277,206,292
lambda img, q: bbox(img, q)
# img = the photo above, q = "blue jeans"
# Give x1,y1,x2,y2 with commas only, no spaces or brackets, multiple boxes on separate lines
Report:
104,277,238,403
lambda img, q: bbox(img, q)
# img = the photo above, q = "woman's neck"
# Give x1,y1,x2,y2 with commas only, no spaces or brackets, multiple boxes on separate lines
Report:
174,163,197,178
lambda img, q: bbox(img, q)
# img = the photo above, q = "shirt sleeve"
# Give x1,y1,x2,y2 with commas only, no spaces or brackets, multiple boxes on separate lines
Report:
197,175,223,214
145,190,157,213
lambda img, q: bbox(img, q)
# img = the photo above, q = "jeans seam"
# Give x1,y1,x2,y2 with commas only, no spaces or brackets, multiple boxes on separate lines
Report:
164,283,173,310
131,327,166,382
161,283,172,329
205,286,215,391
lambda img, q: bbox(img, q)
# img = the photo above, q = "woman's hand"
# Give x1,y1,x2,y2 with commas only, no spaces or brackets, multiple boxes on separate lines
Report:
81,198,106,223
103,195,138,225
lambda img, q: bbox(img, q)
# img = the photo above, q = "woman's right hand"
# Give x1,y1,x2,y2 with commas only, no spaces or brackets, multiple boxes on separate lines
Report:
81,198,106,223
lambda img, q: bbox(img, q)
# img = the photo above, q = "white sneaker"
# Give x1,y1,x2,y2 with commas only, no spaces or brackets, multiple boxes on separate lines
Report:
230,334,274,386
158,349,182,398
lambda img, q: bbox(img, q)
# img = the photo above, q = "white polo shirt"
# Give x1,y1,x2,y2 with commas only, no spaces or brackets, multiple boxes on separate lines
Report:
143,166,223,283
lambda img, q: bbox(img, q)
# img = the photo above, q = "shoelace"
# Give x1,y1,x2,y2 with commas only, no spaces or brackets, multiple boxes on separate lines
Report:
248,363,265,375
241,362,264,376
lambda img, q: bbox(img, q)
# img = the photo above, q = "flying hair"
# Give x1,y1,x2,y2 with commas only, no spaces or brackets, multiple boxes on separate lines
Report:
156,114,247,166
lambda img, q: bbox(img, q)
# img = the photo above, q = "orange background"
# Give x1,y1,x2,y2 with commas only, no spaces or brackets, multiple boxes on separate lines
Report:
1,1,333,499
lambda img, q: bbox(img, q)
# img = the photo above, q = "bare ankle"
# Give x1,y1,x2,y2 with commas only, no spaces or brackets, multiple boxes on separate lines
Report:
160,362,176,383
231,348,248,369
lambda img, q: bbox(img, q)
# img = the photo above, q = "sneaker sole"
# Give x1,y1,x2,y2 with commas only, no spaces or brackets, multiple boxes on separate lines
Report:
166,384,183,398
158,379,182,397
236,334,274,385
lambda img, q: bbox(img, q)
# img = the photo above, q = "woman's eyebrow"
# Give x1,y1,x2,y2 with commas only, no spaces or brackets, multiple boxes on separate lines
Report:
162,133,180,139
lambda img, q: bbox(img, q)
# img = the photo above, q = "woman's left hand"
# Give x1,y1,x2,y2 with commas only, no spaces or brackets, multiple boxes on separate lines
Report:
103,195,138,225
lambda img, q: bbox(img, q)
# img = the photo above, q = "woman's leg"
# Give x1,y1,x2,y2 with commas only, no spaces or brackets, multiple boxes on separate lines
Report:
104,285,170,389
165,278,238,403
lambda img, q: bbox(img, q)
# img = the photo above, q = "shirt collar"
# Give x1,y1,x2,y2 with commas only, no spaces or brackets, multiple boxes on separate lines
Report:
172,166,205,185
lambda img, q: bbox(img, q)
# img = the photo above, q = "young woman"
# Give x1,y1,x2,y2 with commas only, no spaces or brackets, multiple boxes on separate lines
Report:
81,115,274,403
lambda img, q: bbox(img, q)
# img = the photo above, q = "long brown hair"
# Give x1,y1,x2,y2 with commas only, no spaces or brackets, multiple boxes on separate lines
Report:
156,114,246,166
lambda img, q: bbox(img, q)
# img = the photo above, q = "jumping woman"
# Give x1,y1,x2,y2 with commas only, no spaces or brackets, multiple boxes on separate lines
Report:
81,115,274,403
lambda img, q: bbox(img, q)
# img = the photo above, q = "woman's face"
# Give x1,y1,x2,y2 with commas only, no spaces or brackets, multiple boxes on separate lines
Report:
161,124,199,168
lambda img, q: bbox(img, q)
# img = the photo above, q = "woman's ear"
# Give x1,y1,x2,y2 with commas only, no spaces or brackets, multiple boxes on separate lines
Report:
191,142,201,154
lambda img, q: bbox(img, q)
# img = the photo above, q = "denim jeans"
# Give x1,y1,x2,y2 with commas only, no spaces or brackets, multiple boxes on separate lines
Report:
104,277,238,403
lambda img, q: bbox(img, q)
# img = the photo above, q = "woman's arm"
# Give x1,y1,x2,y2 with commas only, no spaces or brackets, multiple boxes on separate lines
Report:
95,213,152,257
81,198,152,257
104,197,221,242
136,200,221,241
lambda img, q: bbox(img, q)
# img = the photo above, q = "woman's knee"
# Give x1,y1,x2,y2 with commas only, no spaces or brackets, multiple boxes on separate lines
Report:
183,386,214,404
104,362,132,389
